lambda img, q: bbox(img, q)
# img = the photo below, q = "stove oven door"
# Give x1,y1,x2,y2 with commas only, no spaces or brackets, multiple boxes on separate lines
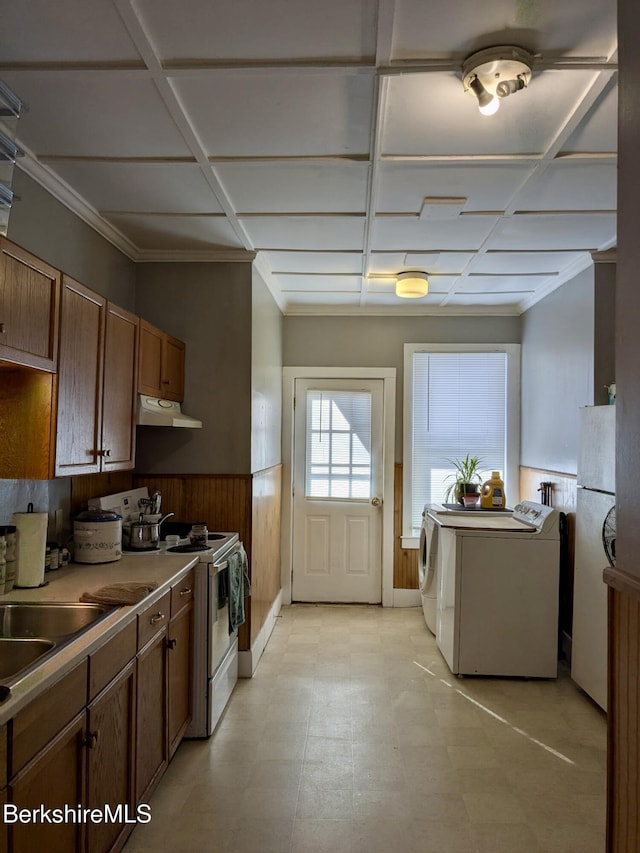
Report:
208,562,232,678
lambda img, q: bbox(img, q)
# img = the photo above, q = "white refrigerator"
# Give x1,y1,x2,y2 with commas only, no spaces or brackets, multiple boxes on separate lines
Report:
571,405,615,710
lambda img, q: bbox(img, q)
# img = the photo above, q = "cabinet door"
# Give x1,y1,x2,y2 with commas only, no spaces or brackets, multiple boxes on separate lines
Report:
138,320,163,397
10,712,85,853
55,276,105,477
162,334,185,402
0,238,61,371
136,629,168,802
102,303,138,472
168,602,193,758
86,660,136,853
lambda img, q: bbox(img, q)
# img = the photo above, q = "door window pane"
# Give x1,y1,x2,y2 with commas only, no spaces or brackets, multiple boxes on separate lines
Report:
305,390,372,499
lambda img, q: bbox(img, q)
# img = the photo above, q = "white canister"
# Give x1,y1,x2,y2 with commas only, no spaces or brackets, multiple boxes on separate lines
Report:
73,509,123,564
12,506,48,588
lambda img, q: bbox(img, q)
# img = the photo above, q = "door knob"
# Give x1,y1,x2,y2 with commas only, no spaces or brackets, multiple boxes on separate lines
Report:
371,497,381,507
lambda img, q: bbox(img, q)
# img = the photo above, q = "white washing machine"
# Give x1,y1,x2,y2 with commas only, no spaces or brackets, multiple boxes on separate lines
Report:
434,501,561,678
418,507,439,634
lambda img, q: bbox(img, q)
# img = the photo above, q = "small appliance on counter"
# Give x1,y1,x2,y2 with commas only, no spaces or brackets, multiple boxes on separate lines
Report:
73,508,123,564
11,504,48,588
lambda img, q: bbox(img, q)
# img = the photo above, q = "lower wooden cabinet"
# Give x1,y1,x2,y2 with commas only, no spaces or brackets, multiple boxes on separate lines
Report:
168,601,193,758
10,713,85,853
86,660,136,853
136,627,168,803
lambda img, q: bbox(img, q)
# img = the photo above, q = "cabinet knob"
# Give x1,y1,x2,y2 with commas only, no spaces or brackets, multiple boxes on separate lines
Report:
167,637,177,650
179,587,192,597
150,612,165,625
0,323,5,334
162,379,171,385
84,731,99,749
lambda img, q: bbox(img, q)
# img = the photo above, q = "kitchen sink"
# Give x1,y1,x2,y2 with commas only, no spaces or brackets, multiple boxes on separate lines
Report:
0,638,56,680
0,603,114,640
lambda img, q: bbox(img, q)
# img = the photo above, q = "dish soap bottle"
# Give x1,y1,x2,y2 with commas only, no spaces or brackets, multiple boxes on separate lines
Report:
480,472,506,509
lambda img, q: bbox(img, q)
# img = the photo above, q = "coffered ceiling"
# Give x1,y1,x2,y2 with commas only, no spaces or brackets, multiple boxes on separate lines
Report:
0,0,617,314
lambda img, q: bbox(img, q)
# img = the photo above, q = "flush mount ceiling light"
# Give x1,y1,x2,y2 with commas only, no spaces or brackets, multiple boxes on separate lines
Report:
462,46,533,116
396,271,429,299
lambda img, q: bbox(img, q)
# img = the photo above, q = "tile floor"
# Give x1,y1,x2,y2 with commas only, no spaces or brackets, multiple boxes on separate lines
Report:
125,604,607,853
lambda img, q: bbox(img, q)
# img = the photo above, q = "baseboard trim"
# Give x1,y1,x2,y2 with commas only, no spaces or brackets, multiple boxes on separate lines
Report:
238,589,283,678
393,588,421,607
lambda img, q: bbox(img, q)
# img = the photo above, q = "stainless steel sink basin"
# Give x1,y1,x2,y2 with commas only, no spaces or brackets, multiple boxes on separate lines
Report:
0,638,56,680
0,603,113,640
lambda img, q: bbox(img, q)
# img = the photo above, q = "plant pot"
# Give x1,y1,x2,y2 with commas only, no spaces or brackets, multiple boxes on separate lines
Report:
457,483,480,505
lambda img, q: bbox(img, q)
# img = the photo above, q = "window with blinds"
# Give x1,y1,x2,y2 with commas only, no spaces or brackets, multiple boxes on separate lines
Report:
410,351,508,529
305,389,372,499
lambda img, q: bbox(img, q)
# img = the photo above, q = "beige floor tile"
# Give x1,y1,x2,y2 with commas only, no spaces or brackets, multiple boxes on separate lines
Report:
123,604,607,853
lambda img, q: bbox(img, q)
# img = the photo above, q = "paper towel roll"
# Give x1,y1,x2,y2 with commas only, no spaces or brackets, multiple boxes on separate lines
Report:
12,510,48,588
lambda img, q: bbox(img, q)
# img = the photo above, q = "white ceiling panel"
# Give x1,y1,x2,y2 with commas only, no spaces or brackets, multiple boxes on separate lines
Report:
136,0,378,61
264,251,363,274
457,276,547,292
242,216,366,250
488,213,616,250
215,161,369,213
171,72,375,157
278,274,362,292
4,73,191,158
515,161,617,211
46,161,223,214
1,0,142,62
365,291,447,306
445,292,524,308
376,163,534,212
284,291,361,307
403,252,474,273
561,81,618,153
382,71,600,157
469,251,587,274
392,0,616,59
372,216,498,251
104,214,244,251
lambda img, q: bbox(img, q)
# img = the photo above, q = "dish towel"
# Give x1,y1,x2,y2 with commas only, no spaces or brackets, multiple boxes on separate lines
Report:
80,581,159,606
228,545,250,632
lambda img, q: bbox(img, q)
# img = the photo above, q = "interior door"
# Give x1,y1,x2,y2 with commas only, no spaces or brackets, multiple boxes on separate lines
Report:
292,379,384,603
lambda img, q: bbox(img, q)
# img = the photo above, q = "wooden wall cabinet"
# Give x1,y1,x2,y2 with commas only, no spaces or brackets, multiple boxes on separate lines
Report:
138,319,185,402
0,238,61,372
55,276,139,477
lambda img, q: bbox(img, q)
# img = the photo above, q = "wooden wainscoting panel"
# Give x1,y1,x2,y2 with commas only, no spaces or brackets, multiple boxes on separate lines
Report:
250,466,282,644
394,464,418,590
131,476,187,522
70,471,134,516
608,584,640,852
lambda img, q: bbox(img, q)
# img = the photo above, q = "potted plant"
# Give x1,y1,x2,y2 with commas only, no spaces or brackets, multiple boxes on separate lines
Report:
443,454,484,505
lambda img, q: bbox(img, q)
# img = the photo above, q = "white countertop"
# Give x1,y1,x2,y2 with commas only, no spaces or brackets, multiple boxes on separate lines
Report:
0,552,199,723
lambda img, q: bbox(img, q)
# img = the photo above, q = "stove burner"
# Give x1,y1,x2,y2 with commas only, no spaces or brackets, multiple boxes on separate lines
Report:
167,544,209,553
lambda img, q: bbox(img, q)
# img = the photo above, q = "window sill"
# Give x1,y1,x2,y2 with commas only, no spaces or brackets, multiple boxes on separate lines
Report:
401,535,419,550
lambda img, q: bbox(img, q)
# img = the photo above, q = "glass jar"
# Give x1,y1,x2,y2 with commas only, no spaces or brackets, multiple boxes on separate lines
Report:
189,523,208,547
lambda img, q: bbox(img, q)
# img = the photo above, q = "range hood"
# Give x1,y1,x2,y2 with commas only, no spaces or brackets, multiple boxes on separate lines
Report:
136,395,203,429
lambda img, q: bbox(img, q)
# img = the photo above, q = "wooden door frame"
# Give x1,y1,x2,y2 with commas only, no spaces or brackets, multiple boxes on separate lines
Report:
282,366,396,607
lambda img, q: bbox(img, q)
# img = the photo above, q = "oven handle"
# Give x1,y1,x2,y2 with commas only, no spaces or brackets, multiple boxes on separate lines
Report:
213,543,242,571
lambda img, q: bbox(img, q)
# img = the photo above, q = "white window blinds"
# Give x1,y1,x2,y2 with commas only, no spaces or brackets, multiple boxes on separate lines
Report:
411,352,508,527
305,390,372,499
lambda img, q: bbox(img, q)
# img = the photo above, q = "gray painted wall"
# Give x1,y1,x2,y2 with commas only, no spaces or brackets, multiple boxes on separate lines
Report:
251,269,283,472
8,170,136,309
134,262,254,475
520,267,595,474
283,314,521,461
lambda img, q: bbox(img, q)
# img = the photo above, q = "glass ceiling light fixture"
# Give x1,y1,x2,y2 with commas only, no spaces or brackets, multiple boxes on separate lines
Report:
396,271,428,299
462,46,533,117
